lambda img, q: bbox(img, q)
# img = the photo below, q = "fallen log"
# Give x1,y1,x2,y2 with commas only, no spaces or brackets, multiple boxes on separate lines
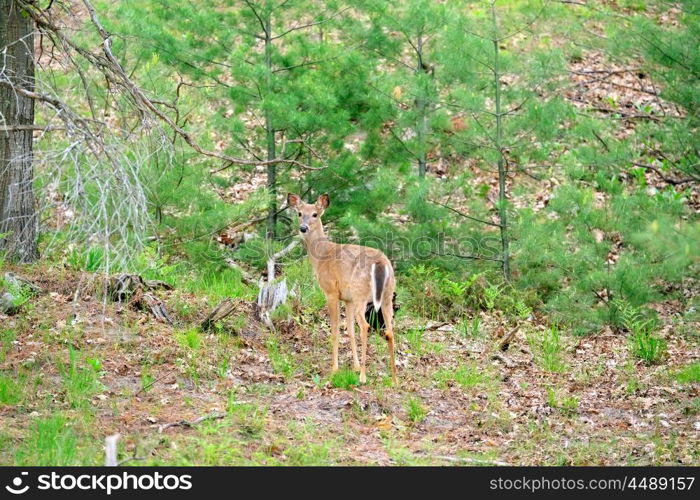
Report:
201,298,237,332
133,292,174,325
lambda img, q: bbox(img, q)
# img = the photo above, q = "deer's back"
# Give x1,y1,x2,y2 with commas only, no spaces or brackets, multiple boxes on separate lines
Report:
312,241,393,303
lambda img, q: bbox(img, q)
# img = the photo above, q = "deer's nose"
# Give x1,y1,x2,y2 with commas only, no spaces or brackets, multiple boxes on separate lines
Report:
299,224,308,233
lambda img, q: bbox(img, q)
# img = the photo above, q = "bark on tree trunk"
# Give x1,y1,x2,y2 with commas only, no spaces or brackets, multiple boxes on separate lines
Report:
264,12,277,240
415,35,428,180
491,2,510,280
0,0,38,262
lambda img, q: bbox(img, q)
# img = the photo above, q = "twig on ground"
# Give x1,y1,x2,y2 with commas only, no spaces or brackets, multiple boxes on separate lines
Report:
432,455,511,466
632,163,697,186
158,412,227,432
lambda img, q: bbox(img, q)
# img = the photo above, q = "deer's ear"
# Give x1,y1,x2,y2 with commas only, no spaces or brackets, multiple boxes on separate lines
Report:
317,193,330,210
287,193,301,208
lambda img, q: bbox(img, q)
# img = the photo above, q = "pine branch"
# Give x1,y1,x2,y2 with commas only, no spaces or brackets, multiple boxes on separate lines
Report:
429,199,503,228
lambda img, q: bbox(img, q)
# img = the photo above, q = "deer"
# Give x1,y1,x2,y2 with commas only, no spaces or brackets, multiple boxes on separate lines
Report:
287,192,397,385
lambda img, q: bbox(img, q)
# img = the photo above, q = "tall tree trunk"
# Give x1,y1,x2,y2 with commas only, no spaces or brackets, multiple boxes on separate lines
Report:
264,10,276,239
415,35,428,179
0,0,38,262
491,2,510,280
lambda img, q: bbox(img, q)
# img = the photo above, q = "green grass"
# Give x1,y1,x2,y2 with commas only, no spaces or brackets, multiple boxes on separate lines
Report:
60,347,103,409
0,327,15,362
406,396,427,424
188,268,250,304
330,369,360,389
433,363,487,389
404,327,443,355
0,375,23,405
266,335,295,379
15,416,80,466
227,402,267,439
631,328,666,365
674,362,700,384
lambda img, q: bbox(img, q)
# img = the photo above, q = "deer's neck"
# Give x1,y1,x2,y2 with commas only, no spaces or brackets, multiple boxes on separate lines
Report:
303,226,335,270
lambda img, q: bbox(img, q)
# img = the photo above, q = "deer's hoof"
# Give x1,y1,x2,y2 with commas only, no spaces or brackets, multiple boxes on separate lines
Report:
359,373,367,384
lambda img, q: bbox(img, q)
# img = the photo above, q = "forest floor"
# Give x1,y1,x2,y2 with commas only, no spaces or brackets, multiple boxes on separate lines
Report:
1,0,698,467
0,264,697,466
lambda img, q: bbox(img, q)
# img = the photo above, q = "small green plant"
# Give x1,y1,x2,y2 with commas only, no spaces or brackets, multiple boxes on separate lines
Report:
546,386,579,416
484,283,503,311
67,246,105,272
188,268,249,304
140,365,155,393
405,327,425,354
176,328,202,351
330,369,360,389
0,276,34,311
406,397,427,424
528,325,565,372
561,395,580,415
618,301,665,364
441,278,468,298
514,300,532,320
469,316,482,337
229,403,266,439
270,303,292,323
86,357,102,373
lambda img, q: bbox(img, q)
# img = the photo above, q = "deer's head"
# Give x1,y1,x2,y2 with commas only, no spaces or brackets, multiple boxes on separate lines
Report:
287,193,329,237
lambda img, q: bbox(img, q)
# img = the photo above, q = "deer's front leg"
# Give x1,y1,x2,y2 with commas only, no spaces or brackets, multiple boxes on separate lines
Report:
327,295,340,373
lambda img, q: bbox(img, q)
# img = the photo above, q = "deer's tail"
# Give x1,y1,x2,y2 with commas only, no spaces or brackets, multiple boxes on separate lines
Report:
371,262,388,312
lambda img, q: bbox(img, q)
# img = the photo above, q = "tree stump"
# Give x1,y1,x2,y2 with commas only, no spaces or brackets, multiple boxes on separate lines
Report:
255,278,288,329
108,273,173,324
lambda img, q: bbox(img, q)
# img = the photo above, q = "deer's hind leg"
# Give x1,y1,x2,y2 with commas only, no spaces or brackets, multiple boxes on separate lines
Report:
345,301,361,372
354,302,370,384
381,296,398,385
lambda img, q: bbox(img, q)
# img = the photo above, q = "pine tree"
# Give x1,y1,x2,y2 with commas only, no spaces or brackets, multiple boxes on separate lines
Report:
107,0,354,239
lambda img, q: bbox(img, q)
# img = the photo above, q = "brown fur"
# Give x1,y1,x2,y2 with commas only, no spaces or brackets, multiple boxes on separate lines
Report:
288,193,397,384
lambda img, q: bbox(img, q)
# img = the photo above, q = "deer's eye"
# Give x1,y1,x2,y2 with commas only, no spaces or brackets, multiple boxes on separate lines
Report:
312,213,318,218
298,212,302,216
